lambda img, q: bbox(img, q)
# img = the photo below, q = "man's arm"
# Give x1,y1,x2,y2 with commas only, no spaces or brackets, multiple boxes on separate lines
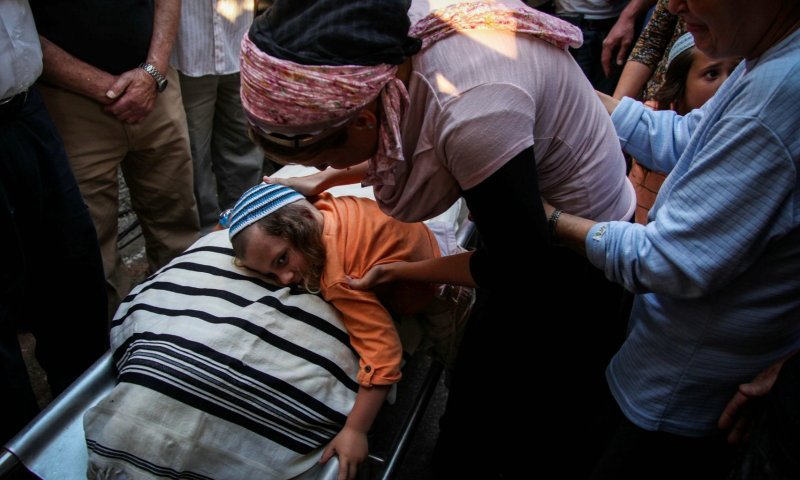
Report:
104,0,182,123
38,36,117,105
601,0,657,77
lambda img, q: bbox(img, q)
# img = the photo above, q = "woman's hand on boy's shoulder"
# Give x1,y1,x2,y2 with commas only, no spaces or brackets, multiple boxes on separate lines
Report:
263,174,326,196
348,264,398,291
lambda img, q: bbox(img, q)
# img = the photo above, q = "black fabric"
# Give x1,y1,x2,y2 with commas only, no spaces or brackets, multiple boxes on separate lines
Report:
463,146,549,291
0,87,108,444
591,383,735,480
30,0,153,75
434,147,631,477
249,0,421,66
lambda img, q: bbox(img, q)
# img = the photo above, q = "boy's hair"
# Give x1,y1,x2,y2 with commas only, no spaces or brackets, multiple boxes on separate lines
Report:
231,201,326,293
654,47,694,112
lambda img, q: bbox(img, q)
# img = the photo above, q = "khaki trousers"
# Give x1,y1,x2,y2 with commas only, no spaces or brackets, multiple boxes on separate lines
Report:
38,67,200,319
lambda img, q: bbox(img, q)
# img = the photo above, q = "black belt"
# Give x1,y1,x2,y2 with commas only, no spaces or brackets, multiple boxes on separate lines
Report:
555,13,618,31
0,89,29,122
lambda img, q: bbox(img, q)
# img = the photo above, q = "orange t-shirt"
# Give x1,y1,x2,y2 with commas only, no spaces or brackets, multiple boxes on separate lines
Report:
315,193,440,387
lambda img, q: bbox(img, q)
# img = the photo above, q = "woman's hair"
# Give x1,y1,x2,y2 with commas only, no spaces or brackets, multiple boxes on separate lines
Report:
248,126,349,165
231,201,326,293
653,47,694,112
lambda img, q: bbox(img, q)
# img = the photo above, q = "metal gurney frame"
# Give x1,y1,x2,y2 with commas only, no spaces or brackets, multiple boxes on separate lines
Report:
0,202,475,480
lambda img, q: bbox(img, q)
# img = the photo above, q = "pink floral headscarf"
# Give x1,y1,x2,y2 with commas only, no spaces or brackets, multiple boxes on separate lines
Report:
240,1,582,185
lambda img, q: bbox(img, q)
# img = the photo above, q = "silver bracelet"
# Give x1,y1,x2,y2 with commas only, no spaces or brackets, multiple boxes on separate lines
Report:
548,209,562,242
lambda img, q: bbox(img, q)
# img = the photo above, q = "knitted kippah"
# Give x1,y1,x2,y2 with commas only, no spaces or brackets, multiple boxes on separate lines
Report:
666,32,695,70
224,183,304,239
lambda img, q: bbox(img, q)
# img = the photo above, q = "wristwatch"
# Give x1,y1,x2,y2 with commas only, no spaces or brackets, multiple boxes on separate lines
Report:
139,62,168,93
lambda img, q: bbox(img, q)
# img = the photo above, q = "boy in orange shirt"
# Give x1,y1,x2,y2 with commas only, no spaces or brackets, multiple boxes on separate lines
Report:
223,183,469,480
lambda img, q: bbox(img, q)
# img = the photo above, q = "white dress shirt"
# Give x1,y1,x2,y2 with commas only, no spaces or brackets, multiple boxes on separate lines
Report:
171,0,254,77
0,0,43,99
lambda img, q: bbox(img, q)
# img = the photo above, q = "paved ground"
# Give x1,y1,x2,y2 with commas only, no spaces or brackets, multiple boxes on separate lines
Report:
18,170,448,479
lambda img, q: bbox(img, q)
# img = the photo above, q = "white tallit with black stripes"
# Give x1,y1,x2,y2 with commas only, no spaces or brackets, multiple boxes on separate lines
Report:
84,231,359,480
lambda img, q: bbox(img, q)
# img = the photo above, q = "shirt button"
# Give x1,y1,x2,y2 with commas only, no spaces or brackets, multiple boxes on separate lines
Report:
364,365,372,373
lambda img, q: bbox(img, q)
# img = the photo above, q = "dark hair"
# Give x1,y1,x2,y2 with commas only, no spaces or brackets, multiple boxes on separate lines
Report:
654,47,695,113
248,126,349,166
231,201,326,292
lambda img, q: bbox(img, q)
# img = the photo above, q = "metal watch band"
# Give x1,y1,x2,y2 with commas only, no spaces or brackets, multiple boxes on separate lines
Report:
139,62,168,92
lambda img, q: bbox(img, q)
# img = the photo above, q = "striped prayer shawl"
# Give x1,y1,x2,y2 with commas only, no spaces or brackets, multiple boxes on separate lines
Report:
85,231,359,480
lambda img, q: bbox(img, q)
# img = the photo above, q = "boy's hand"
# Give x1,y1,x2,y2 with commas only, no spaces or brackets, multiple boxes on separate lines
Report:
320,426,368,480
348,263,398,291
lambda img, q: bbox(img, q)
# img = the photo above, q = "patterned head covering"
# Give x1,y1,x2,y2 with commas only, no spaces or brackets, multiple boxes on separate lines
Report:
222,183,304,239
666,32,695,70
240,1,582,185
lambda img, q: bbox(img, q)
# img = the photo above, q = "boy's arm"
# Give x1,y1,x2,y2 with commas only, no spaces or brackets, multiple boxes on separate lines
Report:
265,161,369,196
349,251,477,290
320,385,390,480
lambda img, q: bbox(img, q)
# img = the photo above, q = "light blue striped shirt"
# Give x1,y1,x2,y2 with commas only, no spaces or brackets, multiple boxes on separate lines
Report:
587,28,800,436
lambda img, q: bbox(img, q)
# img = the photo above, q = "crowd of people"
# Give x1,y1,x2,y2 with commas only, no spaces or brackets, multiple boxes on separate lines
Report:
2,0,798,479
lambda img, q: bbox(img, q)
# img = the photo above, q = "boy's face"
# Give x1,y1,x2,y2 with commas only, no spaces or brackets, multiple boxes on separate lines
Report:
240,229,312,287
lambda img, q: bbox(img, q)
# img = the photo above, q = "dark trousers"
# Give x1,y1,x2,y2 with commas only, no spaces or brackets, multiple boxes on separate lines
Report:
568,17,623,95
433,150,629,478
0,87,108,444
591,382,735,480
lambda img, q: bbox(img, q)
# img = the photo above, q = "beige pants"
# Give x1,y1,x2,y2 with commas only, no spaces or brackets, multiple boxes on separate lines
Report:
38,68,200,319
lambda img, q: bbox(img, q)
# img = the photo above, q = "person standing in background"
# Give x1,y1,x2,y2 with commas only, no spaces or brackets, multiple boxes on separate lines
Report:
548,0,636,94
612,0,686,101
30,0,201,320
0,0,108,444
172,1,265,234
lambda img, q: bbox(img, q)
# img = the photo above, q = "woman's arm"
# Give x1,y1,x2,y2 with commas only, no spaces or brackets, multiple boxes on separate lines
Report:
613,61,655,100
542,204,596,256
352,147,547,293
612,0,679,100
320,385,389,480
265,161,369,196
349,251,477,290
597,90,622,115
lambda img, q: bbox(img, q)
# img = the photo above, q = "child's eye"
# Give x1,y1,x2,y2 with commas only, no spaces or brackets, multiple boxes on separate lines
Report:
276,253,288,266
703,69,721,80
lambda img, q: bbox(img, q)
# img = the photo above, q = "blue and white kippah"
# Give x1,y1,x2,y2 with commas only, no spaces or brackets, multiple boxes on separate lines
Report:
223,183,305,239
666,32,695,70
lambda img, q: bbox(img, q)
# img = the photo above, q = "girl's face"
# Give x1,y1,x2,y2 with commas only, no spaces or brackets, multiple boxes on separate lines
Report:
239,229,311,287
681,50,740,113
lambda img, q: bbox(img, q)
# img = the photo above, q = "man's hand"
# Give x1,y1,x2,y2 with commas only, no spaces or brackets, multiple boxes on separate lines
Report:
320,427,368,480
103,68,158,124
718,356,789,444
601,15,636,77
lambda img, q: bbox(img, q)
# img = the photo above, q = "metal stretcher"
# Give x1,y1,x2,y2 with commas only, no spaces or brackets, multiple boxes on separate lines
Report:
0,189,474,480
